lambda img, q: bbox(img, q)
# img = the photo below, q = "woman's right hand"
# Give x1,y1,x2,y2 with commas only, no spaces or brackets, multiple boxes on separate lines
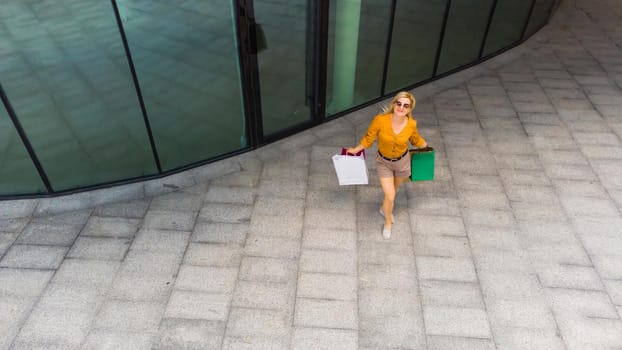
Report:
346,147,357,155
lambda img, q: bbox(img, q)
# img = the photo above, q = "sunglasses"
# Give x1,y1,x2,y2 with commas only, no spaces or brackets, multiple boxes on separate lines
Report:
394,101,411,109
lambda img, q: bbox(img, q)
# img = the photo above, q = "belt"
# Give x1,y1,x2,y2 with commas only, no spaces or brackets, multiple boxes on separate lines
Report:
378,150,408,162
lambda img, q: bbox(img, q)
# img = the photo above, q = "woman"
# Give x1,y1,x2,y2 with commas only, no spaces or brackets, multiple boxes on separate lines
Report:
347,91,427,239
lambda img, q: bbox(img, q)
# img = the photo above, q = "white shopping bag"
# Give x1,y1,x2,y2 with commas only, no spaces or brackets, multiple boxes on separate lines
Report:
332,149,369,185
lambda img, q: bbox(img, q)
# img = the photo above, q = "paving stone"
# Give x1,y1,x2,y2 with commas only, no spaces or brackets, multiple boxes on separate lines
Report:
37,283,104,311
473,250,532,273
183,242,241,267
411,215,466,237
16,307,93,347
420,279,484,309
222,335,289,350
301,227,356,251
32,210,92,226
486,298,557,330
81,216,141,238
257,178,306,199
359,263,417,290
291,327,357,350
294,298,357,329
427,335,496,350
560,195,620,217
52,259,120,287
359,241,414,266
414,234,471,258
164,290,230,320
253,197,305,218
297,273,356,301
0,244,67,269
191,222,248,244
225,308,291,338
592,255,622,279
299,249,356,274
143,210,197,231
92,199,150,218
67,237,130,261
238,256,296,283
467,225,523,251
82,330,155,350
603,279,622,305
108,272,174,302
130,228,190,253
149,192,203,211
478,272,543,300
492,327,566,350
417,257,477,282
94,300,165,332
462,209,516,227
424,306,492,338
0,295,35,350
359,314,425,349
249,213,303,239
156,318,224,350
232,280,293,310
119,250,183,276
0,268,53,297
16,223,81,246
175,265,236,294
244,235,300,259
359,288,421,317
555,313,622,349
548,288,619,319
536,264,605,290
0,218,28,234
304,207,357,230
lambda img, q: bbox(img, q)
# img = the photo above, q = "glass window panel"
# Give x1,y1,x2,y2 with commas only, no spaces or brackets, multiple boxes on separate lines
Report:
326,0,392,115
436,0,495,75
117,0,247,171
385,0,447,93
482,0,533,57
0,1,158,191
0,102,46,196
254,0,313,136
524,0,555,39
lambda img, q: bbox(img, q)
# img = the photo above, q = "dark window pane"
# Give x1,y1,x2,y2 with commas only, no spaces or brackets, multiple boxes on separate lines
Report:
385,0,447,93
436,0,495,75
0,103,46,196
254,0,312,136
482,0,533,57
0,1,158,191
118,0,247,171
524,0,555,38
326,0,392,115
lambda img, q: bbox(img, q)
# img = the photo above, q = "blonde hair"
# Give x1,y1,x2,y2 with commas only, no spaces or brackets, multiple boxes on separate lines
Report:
382,91,416,117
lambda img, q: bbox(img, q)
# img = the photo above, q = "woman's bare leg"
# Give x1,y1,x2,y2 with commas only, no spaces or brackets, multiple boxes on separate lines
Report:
379,177,397,228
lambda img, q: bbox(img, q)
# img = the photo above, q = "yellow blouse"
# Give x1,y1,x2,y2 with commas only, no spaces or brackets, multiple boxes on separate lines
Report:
359,113,426,159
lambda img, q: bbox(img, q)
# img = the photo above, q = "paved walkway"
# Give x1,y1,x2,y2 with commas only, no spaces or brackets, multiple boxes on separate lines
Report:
2,0,622,349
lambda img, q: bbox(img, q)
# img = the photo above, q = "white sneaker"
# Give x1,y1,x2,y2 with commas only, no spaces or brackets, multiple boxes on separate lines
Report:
382,225,392,239
379,207,394,223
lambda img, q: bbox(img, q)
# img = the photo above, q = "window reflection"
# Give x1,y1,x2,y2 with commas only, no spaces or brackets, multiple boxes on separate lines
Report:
0,1,157,191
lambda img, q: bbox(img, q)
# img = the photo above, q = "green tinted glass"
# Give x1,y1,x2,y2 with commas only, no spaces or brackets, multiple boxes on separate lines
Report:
326,0,392,115
0,102,46,196
386,0,447,93
254,0,313,136
524,0,555,38
482,0,533,57
118,0,247,170
436,0,495,74
0,1,158,191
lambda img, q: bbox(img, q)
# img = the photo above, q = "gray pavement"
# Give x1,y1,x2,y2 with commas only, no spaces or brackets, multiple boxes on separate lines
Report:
2,0,622,349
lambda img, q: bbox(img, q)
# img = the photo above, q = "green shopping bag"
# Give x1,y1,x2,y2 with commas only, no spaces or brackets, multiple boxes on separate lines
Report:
409,147,435,181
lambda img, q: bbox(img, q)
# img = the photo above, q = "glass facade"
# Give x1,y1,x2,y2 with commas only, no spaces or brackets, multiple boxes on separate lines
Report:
0,0,556,198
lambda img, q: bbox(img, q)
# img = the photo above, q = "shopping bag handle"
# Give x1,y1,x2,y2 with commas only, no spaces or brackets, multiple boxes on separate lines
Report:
409,146,434,153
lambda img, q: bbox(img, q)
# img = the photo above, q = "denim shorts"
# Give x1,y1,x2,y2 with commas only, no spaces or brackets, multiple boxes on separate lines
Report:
375,151,410,178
